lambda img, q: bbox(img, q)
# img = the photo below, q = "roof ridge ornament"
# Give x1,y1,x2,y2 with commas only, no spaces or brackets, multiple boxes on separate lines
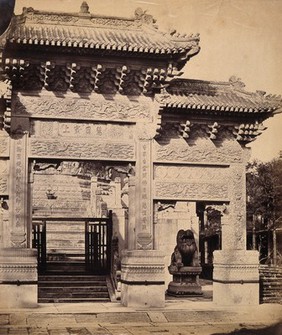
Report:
134,8,158,29
80,2,90,14
229,76,246,90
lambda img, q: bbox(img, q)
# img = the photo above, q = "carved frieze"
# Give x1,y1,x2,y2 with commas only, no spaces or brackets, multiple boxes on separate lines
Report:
13,94,153,122
154,181,229,201
154,165,228,183
30,120,134,140
29,139,135,161
153,136,244,164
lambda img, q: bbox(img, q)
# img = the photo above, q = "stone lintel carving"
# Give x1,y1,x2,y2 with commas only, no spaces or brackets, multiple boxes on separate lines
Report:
29,138,135,161
13,93,154,123
153,137,244,164
154,181,229,201
154,165,228,183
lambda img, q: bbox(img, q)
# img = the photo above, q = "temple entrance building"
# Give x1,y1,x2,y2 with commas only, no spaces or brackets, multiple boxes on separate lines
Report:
0,3,281,308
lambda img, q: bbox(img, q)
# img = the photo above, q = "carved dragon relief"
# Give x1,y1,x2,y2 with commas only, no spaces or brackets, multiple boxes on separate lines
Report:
13,94,154,122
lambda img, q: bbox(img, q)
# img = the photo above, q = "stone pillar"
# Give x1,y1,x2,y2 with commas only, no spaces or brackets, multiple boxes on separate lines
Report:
121,122,165,307
90,176,98,216
0,117,38,308
135,139,153,250
10,131,29,247
127,176,136,250
213,163,259,305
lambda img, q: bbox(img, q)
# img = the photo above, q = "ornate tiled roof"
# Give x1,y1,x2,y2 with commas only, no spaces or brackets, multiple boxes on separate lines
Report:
3,3,200,67
158,76,282,115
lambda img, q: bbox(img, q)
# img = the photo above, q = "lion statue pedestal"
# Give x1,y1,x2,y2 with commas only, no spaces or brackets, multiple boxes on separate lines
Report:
167,229,202,296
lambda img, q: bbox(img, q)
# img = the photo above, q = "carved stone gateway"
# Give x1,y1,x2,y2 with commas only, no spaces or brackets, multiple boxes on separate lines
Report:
0,2,281,308
167,229,202,296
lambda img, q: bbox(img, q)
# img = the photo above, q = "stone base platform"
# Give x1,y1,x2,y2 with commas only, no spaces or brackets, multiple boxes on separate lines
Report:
0,248,38,308
213,250,260,305
121,250,165,307
167,266,202,296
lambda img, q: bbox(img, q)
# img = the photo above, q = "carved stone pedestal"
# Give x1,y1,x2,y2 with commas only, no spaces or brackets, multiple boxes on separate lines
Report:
213,250,259,305
0,248,38,308
167,266,202,296
121,250,165,307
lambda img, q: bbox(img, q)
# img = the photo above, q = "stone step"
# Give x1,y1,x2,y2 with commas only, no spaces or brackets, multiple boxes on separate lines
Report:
38,270,110,303
39,291,109,298
38,297,110,303
39,275,106,281
39,287,108,294
39,281,107,287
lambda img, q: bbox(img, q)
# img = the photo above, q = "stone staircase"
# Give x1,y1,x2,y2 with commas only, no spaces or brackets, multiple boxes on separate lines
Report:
38,261,111,303
259,265,282,304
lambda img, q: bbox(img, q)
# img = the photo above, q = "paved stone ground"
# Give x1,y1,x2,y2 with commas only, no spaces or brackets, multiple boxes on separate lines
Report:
0,301,281,335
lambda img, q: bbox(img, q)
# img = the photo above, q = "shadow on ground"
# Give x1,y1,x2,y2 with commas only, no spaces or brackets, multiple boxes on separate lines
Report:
211,322,282,335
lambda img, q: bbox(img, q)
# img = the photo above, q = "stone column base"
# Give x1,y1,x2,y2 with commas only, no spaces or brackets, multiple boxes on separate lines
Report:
121,250,165,307
213,250,259,305
0,248,38,308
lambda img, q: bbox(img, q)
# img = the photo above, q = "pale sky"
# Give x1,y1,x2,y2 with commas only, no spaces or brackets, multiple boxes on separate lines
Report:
13,0,282,162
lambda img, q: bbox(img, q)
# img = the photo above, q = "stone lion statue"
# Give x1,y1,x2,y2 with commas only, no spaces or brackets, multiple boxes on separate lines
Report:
169,229,200,269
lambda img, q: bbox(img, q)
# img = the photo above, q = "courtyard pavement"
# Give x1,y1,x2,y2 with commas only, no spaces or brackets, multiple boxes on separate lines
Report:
0,300,281,335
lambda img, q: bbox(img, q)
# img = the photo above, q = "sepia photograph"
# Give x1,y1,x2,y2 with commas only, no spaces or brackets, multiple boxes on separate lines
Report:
0,0,281,334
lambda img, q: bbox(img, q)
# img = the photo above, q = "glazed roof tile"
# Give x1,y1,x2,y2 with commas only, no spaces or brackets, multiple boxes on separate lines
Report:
161,77,282,114
4,5,200,63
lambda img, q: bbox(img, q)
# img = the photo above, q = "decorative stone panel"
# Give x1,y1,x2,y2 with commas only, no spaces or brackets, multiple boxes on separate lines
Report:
154,181,228,201
153,136,244,164
13,93,154,123
154,165,228,181
29,138,135,161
